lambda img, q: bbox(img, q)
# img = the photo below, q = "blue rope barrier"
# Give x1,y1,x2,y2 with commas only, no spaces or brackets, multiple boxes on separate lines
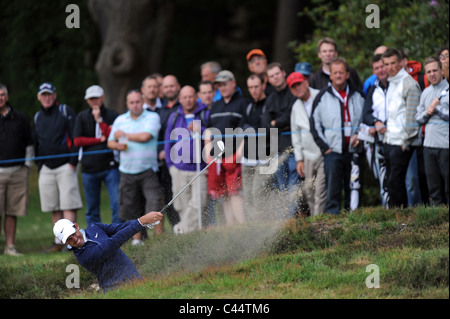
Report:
1,121,447,165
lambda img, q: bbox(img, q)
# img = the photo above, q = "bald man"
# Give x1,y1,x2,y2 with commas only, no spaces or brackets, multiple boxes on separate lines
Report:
107,90,162,245
164,86,209,234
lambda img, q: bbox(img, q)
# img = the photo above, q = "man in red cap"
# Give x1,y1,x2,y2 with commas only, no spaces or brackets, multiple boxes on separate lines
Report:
287,72,326,216
246,49,275,96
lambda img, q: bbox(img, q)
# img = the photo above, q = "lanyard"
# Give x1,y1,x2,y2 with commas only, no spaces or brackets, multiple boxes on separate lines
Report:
332,85,351,121
331,85,351,136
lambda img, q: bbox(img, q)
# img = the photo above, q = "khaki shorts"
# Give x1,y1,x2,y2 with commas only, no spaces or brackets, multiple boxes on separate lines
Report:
0,166,29,217
38,164,83,212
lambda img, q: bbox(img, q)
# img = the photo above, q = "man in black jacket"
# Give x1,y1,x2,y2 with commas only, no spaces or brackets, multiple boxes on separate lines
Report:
150,75,181,233
73,85,121,226
33,82,82,253
240,73,270,217
309,37,362,91
262,62,302,217
0,84,33,256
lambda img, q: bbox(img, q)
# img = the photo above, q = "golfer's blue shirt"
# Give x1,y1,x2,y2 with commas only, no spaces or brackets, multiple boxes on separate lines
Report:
73,220,143,292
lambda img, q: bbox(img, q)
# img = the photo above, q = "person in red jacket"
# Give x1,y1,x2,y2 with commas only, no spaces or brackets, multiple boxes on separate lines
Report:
398,49,430,90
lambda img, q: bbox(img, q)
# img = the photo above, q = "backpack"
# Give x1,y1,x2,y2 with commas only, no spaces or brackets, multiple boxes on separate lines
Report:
34,104,68,123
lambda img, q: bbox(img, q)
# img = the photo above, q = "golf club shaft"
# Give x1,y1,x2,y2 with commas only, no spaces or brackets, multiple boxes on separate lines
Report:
145,149,224,229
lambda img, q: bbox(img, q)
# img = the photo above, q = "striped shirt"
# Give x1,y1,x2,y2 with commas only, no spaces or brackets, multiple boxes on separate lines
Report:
109,110,161,174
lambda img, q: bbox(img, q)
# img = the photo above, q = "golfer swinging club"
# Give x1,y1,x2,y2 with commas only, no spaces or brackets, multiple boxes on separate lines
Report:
53,211,163,292
53,140,224,292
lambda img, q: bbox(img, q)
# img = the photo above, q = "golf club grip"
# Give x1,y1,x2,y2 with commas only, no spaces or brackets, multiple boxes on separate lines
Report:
144,149,224,229
160,204,170,215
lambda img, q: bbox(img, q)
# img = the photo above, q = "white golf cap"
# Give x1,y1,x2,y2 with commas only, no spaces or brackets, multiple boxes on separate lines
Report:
214,70,235,83
53,219,76,244
84,85,104,99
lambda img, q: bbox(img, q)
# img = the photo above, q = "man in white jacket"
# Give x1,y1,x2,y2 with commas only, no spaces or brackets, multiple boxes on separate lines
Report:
382,48,422,208
288,72,326,216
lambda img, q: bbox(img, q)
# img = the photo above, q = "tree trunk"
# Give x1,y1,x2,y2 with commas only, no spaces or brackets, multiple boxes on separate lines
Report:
273,0,302,71
88,0,174,112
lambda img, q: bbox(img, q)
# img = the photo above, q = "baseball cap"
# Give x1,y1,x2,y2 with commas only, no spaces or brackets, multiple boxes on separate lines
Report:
286,72,306,88
84,85,104,99
214,70,235,83
246,49,266,62
38,82,56,94
295,62,313,76
53,219,76,244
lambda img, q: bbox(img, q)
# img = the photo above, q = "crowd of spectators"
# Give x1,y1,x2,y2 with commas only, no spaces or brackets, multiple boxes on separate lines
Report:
1,37,448,255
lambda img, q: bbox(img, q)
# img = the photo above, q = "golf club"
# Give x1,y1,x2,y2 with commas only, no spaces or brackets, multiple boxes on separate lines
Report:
144,140,225,229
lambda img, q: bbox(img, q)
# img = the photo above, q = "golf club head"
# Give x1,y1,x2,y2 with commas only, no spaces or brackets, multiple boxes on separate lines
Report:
144,220,160,229
217,140,225,155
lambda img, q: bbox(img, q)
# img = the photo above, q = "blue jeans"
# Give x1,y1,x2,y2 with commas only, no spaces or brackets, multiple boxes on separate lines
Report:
82,168,122,225
275,152,302,217
323,151,352,215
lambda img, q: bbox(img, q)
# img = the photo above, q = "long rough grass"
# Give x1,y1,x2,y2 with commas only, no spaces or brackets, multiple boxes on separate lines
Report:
1,202,448,299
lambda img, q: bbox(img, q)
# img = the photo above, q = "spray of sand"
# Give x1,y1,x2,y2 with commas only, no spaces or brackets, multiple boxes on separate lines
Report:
133,149,315,278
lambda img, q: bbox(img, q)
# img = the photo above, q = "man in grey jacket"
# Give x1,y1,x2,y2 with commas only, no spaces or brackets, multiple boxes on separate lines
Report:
415,56,449,205
288,72,326,217
310,58,364,215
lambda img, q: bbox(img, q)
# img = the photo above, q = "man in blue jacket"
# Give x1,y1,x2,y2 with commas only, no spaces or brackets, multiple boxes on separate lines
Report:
53,211,163,292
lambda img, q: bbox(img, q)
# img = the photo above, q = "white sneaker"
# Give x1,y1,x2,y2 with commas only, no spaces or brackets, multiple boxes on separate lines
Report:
4,245,23,256
173,224,183,235
131,239,144,246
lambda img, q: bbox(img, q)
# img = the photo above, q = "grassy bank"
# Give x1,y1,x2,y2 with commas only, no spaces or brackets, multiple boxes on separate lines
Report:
1,203,448,299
